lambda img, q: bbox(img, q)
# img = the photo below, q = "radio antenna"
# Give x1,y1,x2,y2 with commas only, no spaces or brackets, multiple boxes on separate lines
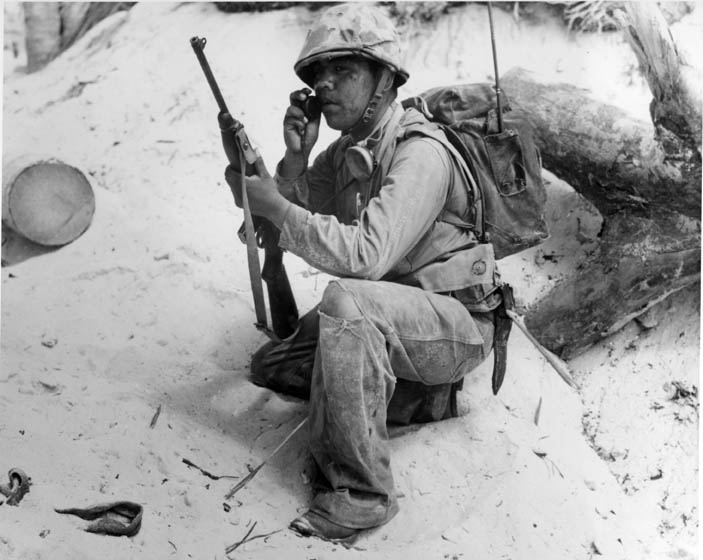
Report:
487,1,504,133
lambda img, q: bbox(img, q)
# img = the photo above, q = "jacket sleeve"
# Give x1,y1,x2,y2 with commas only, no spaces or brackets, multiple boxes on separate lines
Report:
278,136,452,280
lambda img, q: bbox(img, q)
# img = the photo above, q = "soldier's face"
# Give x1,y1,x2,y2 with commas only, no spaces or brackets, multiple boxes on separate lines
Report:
312,57,376,131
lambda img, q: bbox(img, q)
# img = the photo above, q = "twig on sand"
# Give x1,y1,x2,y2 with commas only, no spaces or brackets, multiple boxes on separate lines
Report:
504,309,579,390
534,396,543,426
534,451,565,479
225,522,281,555
149,404,162,428
223,417,308,501
229,529,281,554
226,521,257,554
182,458,239,481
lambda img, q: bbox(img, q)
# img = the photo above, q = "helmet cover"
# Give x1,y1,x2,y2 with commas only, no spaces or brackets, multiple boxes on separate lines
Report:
294,3,409,88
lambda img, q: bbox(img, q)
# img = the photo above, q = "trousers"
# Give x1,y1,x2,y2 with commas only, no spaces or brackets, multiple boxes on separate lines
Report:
308,278,494,529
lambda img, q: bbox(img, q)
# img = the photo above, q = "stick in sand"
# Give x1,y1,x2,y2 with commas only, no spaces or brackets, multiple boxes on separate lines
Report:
224,417,308,501
504,309,579,390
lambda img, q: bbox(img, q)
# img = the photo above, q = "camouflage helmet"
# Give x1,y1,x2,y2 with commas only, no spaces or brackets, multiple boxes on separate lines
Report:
294,3,409,89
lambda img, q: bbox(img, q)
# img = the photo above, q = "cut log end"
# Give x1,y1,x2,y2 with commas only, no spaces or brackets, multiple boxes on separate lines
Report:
3,159,95,246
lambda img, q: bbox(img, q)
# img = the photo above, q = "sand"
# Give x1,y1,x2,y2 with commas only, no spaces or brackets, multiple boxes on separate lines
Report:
1,3,699,559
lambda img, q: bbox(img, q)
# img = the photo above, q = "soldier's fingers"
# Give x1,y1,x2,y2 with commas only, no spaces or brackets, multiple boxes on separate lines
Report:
224,164,241,185
284,111,307,138
285,105,307,122
288,88,312,106
253,151,271,178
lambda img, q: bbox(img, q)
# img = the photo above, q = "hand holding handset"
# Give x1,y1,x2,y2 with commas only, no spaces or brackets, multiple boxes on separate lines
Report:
296,88,322,121
290,89,322,165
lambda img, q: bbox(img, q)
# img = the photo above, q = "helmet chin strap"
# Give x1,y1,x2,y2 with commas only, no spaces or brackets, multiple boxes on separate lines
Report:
343,67,399,183
346,67,395,141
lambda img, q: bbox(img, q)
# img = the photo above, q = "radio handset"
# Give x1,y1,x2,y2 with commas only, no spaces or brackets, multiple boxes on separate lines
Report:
301,95,322,121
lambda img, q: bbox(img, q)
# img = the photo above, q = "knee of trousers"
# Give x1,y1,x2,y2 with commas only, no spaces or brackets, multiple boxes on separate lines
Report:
319,279,365,321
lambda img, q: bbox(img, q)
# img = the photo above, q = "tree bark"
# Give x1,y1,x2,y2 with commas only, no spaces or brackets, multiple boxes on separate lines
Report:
615,2,702,152
23,2,61,73
502,69,700,220
23,2,134,73
59,3,135,51
501,66,700,358
58,3,92,49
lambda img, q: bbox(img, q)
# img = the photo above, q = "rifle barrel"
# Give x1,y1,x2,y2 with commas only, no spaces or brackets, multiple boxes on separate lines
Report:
190,36,229,114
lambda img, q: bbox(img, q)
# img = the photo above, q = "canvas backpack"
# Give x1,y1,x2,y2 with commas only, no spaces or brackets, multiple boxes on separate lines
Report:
401,83,549,259
400,83,548,396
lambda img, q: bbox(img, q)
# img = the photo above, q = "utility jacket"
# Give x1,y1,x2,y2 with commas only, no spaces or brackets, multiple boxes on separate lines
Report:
276,103,501,311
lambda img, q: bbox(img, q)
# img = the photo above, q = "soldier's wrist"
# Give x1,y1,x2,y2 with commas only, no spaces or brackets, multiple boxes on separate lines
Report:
264,196,292,230
279,150,307,178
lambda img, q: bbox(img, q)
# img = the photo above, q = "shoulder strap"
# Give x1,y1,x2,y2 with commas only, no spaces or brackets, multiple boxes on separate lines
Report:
440,125,488,243
372,104,406,184
400,117,484,236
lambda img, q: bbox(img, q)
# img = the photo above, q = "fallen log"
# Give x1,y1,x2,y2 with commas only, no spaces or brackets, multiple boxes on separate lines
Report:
522,209,700,357
502,65,700,358
502,69,700,220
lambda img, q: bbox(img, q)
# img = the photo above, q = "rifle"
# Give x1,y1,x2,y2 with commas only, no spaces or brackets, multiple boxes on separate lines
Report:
190,36,299,341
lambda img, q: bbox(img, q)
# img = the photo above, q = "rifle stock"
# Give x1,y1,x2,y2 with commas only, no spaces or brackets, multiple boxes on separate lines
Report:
258,220,299,339
191,36,299,340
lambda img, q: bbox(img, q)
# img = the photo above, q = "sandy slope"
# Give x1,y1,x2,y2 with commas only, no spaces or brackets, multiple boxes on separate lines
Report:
1,3,699,559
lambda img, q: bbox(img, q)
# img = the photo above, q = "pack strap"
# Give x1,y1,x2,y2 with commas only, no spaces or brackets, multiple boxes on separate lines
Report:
441,125,488,243
400,119,485,240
